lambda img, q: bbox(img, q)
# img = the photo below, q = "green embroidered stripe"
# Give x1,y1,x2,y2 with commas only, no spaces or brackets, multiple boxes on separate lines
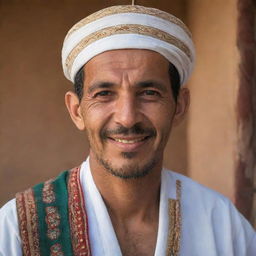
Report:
33,170,73,255
33,182,47,255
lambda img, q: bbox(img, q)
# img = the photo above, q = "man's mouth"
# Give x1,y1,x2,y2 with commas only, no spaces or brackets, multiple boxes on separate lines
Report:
101,125,156,151
110,136,149,144
106,136,152,151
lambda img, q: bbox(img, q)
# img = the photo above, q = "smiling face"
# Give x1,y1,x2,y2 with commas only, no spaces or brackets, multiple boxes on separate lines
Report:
65,49,189,179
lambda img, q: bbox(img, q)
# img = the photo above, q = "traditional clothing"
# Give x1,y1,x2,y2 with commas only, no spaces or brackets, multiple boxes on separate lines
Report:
61,5,195,86
1,5,255,256
0,159,255,256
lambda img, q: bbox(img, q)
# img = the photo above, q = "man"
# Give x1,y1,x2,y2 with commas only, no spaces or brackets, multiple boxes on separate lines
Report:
0,4,255,256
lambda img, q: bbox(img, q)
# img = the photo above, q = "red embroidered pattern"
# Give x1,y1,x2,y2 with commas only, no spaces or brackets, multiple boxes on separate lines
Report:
45,206,61,240
68,167,91,256
42,179,55,204
16,193,30,256
47,228,61,240
16,189,40,256
50,243,64,256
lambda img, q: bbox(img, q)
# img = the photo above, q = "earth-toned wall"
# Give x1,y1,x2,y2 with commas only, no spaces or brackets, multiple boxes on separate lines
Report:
1,0,254,224
0,0,187,205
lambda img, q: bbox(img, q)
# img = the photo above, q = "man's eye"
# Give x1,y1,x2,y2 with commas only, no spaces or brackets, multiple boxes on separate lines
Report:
94,91,112,97
141,90,160,96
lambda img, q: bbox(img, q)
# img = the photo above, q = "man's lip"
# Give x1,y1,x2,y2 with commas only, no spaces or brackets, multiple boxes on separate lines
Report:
108,135,151,143
107,135,152,150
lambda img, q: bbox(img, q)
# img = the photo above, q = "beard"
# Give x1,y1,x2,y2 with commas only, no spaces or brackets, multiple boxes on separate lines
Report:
88,123,159,179
96,154,158,179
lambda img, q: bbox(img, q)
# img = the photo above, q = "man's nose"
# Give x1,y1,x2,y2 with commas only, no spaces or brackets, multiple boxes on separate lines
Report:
114,93,140,128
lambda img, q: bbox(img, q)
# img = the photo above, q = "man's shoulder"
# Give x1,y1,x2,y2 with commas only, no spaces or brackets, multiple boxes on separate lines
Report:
164,169,228,196
163,169,233,210
164,169,256,235
0,198,17,218
0,167,75,215
163,169,256,253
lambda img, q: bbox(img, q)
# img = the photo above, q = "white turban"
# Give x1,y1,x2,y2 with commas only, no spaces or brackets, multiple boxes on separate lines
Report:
62,5,195,86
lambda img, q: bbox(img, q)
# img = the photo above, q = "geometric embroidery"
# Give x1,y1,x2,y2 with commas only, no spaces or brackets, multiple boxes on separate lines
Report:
66,5,191,39
43,179,56,204
166,180,182,256
66,24,192,77
47,228,61,240
16,166,91,255
50,243,64,256
16,189,40,256
68,167,91,256
45,206,61,240
41,176,64,255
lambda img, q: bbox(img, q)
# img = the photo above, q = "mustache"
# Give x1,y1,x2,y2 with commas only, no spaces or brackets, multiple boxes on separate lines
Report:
101,124,156,138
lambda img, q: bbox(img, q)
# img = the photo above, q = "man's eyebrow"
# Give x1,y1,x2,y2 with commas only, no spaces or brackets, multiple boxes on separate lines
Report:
87,80,168,94
135,80,168,92
87,82,115,94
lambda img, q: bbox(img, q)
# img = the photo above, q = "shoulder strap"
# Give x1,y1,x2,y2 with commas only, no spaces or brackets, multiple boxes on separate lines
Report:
16,167,91,256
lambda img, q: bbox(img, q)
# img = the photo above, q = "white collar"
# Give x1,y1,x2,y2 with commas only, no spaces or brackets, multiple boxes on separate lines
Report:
79,158,178,256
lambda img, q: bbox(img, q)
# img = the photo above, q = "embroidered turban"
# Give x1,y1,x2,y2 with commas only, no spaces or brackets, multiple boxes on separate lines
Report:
62,5,195,86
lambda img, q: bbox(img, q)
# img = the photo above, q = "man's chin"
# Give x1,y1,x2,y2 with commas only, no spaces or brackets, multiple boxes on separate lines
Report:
97,157,157,180
120,151,137,159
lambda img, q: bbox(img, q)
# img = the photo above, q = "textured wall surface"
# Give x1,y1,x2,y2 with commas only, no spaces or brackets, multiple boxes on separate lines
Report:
0,0,187,206
186,0,239,201
236,0,256,223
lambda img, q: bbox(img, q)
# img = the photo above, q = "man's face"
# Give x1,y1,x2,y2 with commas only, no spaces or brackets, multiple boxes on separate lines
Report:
68,49,187,179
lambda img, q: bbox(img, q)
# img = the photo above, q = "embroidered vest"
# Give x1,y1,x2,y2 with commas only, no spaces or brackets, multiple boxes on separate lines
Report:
16,166,182,256
15,167,91,256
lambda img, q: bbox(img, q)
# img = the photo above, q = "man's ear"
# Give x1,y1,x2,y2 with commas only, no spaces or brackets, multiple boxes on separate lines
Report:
172,87,190,126
65,91,85,130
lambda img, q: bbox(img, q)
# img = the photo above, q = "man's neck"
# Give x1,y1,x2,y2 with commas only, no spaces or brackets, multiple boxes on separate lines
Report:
89,155,162,256
89,155,162,223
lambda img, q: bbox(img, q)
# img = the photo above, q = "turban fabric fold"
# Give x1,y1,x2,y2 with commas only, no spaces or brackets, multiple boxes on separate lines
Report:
62,5,195,86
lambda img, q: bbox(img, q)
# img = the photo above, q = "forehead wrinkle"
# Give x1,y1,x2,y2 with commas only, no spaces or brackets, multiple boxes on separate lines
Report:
84,50,171,93
87,75,170,95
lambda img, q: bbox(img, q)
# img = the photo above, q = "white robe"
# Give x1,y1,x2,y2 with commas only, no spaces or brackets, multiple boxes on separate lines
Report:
0,159,255,256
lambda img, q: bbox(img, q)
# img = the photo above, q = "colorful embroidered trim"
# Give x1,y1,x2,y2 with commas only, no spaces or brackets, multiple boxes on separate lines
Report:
45,206,61,240
50,243,64,256
68,166,91,256
16,168,91,255
16,188,40,256
34,173,73,255
65,23,192,76
42,179,55,204
32,178,65,255
166,180,182,256
66,5,191,39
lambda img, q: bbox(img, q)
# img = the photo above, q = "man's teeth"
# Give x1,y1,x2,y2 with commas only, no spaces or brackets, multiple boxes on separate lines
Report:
113,137,145,143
